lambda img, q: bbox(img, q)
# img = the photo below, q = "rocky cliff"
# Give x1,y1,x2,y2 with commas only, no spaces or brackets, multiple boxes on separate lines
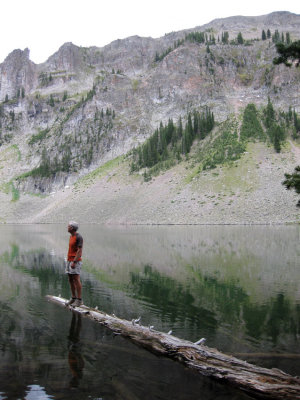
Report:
0,11,299,224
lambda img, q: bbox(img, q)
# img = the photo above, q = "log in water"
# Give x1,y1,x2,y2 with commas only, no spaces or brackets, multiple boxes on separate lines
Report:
46,295,300,400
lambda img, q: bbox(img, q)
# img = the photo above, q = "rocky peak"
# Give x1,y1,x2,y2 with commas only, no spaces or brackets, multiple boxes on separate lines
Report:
4,48,31,62
0,48,36,101
44,42,85,72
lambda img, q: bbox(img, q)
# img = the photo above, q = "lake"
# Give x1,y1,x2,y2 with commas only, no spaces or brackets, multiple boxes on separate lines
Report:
0,224,299,400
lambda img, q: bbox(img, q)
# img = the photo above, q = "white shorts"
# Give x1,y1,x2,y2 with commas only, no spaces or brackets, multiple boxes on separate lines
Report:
65,260,82,275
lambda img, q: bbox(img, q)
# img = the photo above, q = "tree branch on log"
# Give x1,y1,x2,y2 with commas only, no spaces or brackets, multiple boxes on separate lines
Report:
46,295,300,400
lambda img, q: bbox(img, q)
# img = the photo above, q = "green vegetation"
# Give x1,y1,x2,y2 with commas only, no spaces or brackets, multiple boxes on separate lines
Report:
263,98,284,152
10,182,20,201
154,39,184,62
49,94,55,107
1,181,20,202
28,128,50,145
130,108,214,178
273,40,300,67
39,72,53,87
155,26,285,63
18,104,116,178
240,103,264,141
240,100,297,154
74,156,124,189
10,144,21,161
132,79,139,91
154,28,295,63
237,32,244,45
201,101,299,173
260,29,292,45
186,31,216,45
199,128,246,171
130,100,299,182
59,86,96,126
283,166,300,207
221,32,229,44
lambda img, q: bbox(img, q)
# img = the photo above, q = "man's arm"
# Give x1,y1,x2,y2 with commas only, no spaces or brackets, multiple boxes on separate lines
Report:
73,247,82,263
71,248,82,268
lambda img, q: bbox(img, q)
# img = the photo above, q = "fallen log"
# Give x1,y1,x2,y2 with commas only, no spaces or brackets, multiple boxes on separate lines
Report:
46,295,300,400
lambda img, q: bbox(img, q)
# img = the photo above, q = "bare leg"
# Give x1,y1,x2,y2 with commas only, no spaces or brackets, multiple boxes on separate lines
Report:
73,274,82,299
68,275,77,298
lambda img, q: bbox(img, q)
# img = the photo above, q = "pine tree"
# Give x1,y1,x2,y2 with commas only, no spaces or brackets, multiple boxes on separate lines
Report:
274,132,281,152
283,166,300,207
237,32,244,45
222,32,229,44
40,147,51,176
49,94,55,107
267,29,271,39
240,103,264,140
264,97,275,128
182,129,190,155
142,144,149,167
193,111,199,136
273,40,300,67
177,117,183,139
272,30,280,43
168,119,175,143
294,110,300,132
262,30,267,40
187,113,194,140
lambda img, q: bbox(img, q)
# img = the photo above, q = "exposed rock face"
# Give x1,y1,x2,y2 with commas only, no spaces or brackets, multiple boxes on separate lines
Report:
45,42,84,72
0,48,37,102
0,11,299,203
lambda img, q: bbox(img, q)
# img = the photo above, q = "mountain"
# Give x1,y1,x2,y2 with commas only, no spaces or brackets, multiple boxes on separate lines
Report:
0,11,299,224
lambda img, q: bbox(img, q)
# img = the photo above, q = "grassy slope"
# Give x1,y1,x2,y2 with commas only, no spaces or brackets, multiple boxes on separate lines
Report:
2,137,296,225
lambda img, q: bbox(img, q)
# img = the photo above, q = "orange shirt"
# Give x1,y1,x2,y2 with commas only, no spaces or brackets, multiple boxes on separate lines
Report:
68,233,83,261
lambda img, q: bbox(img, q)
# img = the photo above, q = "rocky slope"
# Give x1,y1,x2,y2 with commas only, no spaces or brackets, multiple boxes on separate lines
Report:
0,11,299,224
0,138,297,224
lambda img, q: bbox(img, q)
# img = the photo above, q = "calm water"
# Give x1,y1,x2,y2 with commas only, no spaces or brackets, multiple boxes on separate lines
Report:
0,224,299,400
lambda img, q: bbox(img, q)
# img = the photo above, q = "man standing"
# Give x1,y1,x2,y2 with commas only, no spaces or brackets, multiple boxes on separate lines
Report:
65,221,83,307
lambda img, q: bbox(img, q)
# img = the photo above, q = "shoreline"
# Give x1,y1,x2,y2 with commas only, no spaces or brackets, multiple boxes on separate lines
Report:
0,221,299,226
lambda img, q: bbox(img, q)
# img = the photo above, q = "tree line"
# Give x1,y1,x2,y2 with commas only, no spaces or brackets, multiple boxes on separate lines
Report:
241,99,299,154
130,108,214,174
154,28,294,63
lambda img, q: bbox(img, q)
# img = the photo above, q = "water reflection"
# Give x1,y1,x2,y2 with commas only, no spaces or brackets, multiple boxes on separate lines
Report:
25,385,54,400
0,224,299,399
129,264,218,332
68,313,85,388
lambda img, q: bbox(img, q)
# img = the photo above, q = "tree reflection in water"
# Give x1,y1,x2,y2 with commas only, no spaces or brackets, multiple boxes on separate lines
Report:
0,224,299,399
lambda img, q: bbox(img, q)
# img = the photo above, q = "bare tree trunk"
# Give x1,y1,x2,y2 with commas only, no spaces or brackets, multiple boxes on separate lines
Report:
46,295,300,400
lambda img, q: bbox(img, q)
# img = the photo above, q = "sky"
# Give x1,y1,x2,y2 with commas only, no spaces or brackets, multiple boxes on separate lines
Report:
1,0,299,64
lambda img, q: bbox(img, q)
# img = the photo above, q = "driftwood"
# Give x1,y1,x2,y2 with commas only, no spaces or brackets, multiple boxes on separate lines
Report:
46,295,300,399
